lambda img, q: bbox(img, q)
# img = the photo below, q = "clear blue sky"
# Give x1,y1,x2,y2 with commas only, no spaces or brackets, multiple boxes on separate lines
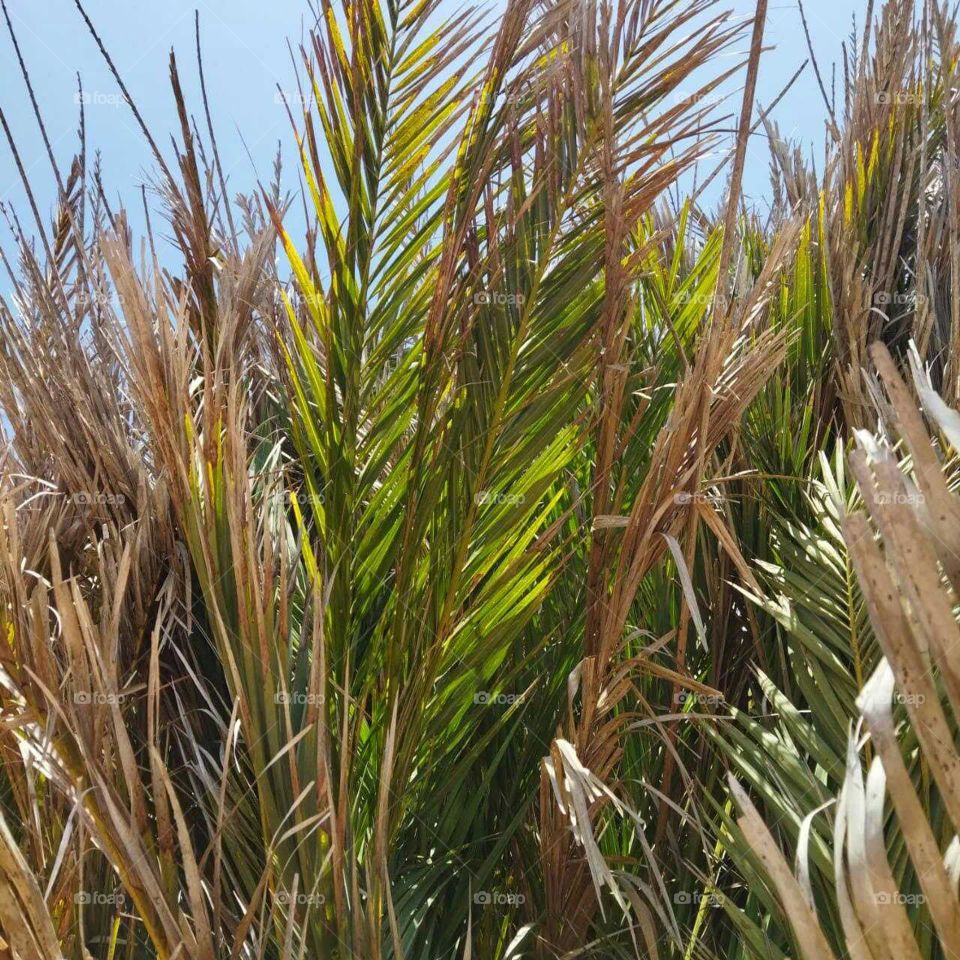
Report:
0,0,864,249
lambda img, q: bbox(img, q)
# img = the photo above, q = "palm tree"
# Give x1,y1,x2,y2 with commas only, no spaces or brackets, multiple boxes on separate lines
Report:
0,0,959,958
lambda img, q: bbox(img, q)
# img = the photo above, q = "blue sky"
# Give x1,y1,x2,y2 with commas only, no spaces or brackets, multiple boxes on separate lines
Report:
0,0,864,247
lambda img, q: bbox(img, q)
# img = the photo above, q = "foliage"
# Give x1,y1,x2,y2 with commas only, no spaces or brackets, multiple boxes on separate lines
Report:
0,1,959,959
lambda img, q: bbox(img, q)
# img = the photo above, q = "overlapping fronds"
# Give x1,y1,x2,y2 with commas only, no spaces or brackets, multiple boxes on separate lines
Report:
1,1,960,959
730,342,960,960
